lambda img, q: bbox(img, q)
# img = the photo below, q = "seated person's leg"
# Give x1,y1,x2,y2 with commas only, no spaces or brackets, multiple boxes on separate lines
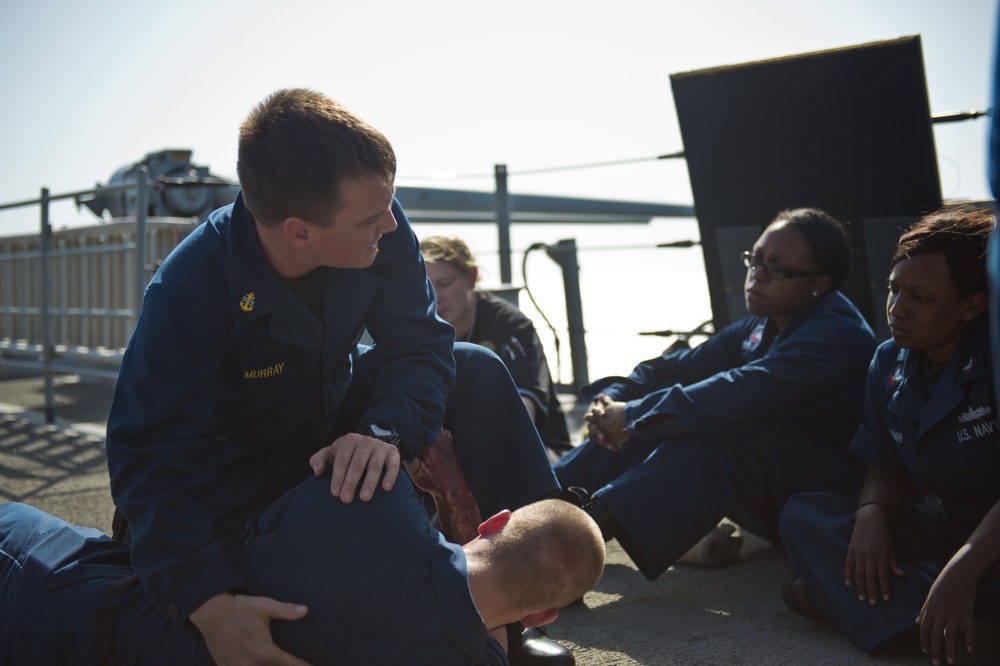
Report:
445,343,559,517
446,343,573,665
554,430,660,498
780,492,945,654
714,427,862,550
592,438,737,580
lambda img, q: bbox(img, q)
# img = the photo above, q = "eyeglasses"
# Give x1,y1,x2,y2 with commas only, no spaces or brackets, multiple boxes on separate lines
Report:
741,251,821,280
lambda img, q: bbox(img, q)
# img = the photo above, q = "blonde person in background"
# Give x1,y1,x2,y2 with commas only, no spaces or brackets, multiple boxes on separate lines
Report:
422,236,572,462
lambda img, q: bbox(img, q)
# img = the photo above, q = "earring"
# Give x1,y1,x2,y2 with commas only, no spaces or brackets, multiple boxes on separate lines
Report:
811,291,818,297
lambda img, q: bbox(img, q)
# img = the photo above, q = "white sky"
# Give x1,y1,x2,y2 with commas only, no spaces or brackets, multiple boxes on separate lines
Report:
1,0,998,236
1,0,998,380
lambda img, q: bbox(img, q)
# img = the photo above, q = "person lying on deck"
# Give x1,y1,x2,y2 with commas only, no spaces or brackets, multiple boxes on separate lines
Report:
0,472,605,666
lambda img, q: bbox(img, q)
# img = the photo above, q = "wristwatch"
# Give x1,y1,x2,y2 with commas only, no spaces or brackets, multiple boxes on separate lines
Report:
359,420,402,451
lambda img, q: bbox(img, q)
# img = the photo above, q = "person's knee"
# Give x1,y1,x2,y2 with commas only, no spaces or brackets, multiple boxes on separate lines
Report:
453,341,511,386
779,491,829,541
454,340,502,365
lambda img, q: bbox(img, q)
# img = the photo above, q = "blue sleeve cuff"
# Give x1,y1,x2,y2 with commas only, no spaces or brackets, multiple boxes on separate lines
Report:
580,377,629,402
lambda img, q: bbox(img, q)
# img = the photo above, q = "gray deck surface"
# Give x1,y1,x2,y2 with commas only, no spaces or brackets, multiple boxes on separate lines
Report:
0,374,931,665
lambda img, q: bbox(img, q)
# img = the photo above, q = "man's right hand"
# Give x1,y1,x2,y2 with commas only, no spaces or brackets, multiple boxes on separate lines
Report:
189,592,311,665
310,432,401,503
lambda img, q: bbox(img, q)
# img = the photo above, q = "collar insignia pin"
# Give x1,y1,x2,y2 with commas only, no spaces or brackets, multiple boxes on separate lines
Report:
239,292,256,313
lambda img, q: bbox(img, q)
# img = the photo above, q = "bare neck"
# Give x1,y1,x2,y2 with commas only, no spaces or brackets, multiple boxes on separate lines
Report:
464,550,516,631
452,297,477,341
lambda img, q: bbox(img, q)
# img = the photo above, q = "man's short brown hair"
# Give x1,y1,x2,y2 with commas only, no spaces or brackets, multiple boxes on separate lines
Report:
485,499,605,611
237,88,396,227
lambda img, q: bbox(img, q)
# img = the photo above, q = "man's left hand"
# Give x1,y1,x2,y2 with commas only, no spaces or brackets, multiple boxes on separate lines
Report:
310,433,400,503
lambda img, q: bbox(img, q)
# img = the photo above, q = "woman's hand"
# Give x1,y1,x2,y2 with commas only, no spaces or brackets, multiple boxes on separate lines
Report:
582,394,633,452
844,503,904,605
917,562,978,666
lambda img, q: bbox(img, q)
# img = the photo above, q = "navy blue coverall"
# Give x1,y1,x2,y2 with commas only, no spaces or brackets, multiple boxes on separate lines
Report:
105,194,557,624
554,290,876,579
0,474,509,665
780,320,1000,652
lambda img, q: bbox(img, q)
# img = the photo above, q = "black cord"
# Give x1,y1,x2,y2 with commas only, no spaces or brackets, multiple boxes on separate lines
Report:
521,243,562,381
400,151,687,182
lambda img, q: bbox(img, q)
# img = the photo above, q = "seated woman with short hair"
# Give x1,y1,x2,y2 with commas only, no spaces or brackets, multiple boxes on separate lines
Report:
780,204,1000,666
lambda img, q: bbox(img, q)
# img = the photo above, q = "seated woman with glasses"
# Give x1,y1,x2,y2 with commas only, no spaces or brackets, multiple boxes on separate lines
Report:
780,204,1000,666
555,207,877,580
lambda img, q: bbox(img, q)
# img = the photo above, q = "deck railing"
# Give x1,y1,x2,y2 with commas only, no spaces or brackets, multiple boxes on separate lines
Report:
0,169,199,421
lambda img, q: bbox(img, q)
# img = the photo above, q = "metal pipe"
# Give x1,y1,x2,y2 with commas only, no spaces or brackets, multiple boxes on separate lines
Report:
0,306,136,317
494,164,512,284
0,180,141,211
134,167,149,319
0,357,122,381
930,109,989,124
39,188,55,424
545,239,589,390
0,243,136,262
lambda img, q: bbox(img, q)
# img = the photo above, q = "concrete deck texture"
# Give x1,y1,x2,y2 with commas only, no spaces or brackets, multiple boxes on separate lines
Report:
0,374,932,665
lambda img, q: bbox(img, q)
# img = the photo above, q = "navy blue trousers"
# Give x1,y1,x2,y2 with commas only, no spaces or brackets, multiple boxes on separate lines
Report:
209,342,559,548
0,503,209,665
444,343,559,516
781,491,1000,653
555,425,862,579
341,342,558,519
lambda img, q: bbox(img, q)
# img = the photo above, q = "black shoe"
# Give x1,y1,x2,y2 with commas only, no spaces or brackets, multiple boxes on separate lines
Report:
553,486,590,508
584,497,618,543
553,486,617,543
782,574,826,623
507,625,575,666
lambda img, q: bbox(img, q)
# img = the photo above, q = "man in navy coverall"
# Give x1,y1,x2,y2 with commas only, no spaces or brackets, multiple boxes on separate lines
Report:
104,89,561,665
0,475,606,665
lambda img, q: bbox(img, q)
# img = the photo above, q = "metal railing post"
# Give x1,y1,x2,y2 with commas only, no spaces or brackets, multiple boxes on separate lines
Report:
494,164,512,284
39,187,55,423
545,239,589,390
134,168,149,318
